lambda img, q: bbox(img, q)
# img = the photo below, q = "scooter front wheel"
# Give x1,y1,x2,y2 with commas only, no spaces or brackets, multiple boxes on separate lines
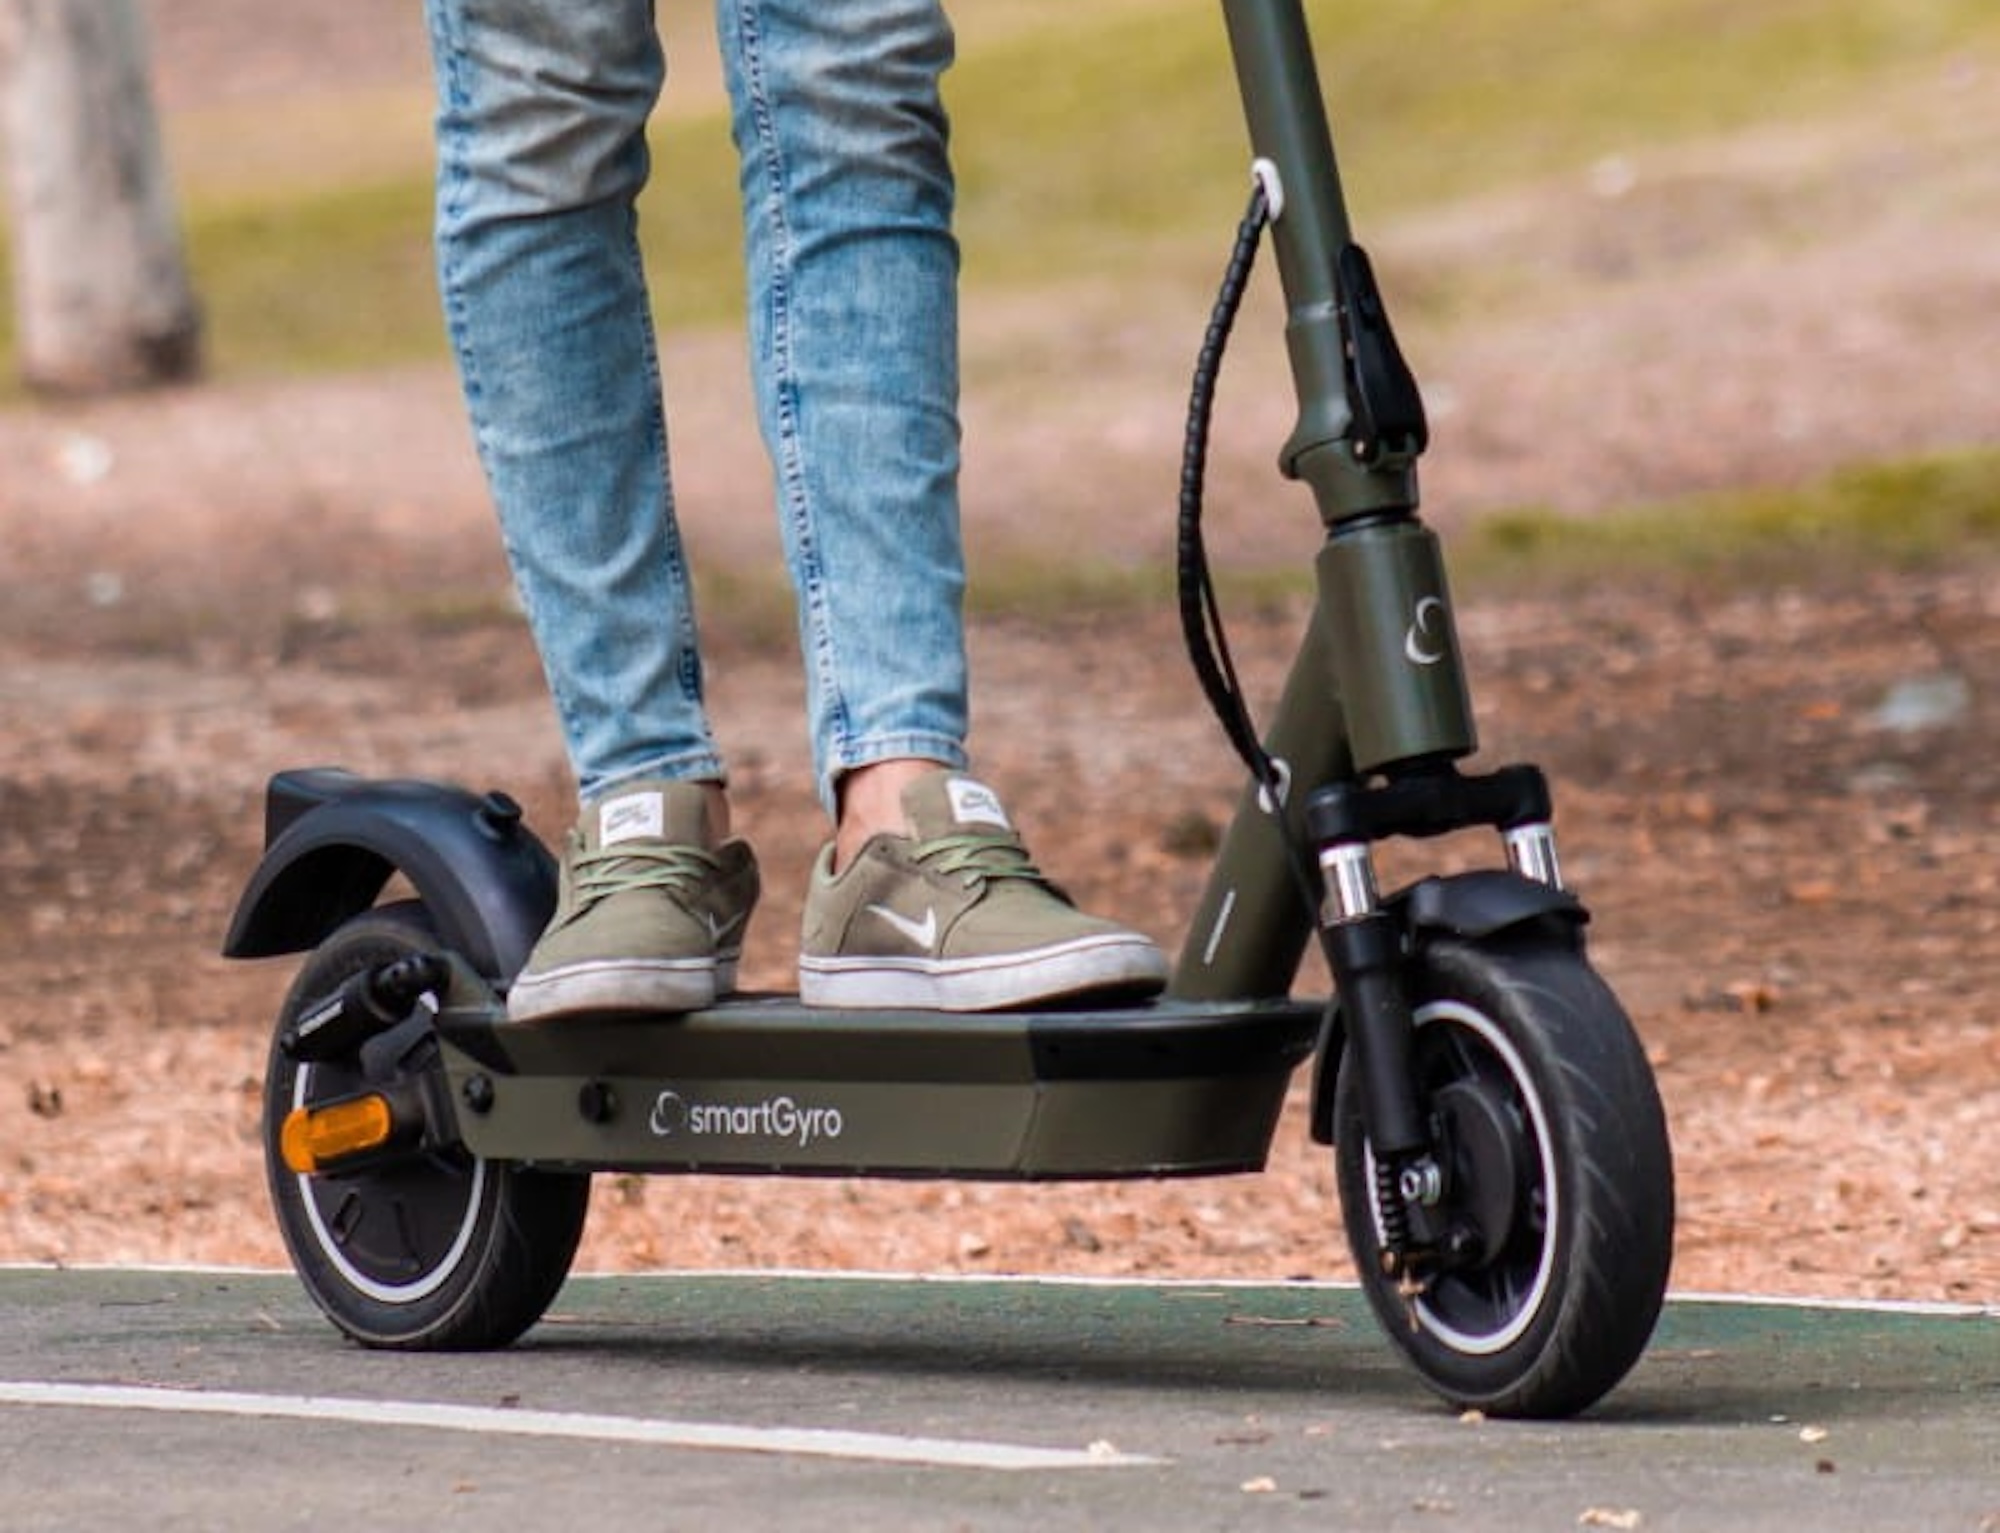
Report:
1334,929,1673,1417
263,902,589,1350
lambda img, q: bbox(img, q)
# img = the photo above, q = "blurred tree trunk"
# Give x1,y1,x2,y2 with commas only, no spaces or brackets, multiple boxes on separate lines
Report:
0,0,203,393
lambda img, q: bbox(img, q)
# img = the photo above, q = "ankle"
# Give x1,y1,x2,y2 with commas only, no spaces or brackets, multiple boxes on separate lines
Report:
832,758,946,873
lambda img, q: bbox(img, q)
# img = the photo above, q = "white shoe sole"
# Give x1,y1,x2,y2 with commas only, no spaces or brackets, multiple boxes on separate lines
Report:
506,955,739,1023
798,935,1167,1012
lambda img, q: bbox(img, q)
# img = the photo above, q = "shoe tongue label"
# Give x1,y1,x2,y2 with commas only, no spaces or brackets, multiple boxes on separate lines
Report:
599,791,665,847
946,777,1010,830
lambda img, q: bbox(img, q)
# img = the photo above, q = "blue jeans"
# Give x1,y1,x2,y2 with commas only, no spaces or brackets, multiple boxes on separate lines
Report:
425,0,969,812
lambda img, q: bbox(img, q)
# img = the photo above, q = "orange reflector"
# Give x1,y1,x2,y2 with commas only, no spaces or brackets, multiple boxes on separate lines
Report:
280,1095,395,1174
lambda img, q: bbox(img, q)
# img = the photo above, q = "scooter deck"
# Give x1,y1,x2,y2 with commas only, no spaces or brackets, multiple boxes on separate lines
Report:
432,994,1323,1181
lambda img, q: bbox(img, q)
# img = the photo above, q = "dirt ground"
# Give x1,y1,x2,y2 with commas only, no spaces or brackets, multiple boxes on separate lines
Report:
0,2,1994,1304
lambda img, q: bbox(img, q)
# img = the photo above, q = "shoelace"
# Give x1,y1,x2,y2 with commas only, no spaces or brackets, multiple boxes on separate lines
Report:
571,841,721,911
910,830,1050,888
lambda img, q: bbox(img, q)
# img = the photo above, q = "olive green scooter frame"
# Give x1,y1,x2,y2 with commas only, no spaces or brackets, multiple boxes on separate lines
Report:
226,0,1674,1414
432,957,1320,1179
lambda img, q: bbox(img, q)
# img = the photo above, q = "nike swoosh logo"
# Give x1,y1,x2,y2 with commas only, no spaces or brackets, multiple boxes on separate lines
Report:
705,910,747,946
865,903,938,952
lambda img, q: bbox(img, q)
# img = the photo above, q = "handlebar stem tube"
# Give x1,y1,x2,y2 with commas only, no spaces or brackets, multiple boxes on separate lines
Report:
1220,0,1412,526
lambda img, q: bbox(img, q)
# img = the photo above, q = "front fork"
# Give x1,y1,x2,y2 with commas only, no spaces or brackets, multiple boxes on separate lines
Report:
1310,763,1567,1278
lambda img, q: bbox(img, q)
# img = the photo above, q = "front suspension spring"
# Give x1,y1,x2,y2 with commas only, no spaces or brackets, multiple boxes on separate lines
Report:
1375,1154,1412,1259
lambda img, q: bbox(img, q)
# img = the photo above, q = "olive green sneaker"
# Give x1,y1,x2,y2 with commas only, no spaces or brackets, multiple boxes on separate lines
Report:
798,771,1168,1011
507,779,760,1023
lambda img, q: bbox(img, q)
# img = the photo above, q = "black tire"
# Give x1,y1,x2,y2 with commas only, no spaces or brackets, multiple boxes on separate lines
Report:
1334,929,1673,1417
263,902,589,1350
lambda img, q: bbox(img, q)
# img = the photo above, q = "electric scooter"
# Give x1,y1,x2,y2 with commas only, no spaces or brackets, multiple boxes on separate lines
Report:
224,0,1674,1418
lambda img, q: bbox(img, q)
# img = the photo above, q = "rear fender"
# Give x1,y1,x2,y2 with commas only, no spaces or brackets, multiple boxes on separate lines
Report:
221,768,557,981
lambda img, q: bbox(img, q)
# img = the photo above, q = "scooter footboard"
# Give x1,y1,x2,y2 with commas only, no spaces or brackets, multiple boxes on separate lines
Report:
434,989,1323,1180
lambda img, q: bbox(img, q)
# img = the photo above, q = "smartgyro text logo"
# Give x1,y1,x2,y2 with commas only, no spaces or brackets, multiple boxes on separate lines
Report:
647,1088,845,1148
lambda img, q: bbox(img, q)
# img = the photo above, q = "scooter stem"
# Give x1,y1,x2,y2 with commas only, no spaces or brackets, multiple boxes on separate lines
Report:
1222,0,1471,772
1175,1,1480,1002
1219,0,1421,524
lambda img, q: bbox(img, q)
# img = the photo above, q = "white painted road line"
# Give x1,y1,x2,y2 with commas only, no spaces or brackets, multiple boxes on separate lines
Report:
0,1381,1161,1471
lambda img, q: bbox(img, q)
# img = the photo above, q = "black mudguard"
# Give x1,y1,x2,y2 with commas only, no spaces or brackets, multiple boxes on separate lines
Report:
1306,869,1586,1145
221,768,558,981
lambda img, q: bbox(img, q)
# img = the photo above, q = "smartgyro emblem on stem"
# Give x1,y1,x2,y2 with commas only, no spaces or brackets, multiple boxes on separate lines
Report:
647,1088,845,1148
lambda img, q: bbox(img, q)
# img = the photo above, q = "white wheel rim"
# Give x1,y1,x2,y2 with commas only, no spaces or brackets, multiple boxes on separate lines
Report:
290,1037,485,1307
1364,997,1560,1356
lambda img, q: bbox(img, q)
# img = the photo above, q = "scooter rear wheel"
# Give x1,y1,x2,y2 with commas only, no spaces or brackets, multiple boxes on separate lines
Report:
1334,928,1673,1417
263,902,589,1349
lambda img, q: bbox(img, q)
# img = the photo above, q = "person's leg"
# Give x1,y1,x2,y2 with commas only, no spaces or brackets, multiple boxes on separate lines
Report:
715,0,970,823
718,0,1166,1009
427,0,753,1019
427,0,724,802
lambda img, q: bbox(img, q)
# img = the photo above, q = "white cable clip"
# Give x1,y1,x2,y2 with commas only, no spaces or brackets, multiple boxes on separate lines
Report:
1255,756,1293,817
1251,157,1285,222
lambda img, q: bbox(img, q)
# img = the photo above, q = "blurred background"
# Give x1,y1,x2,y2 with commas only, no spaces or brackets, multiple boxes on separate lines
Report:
0,0,1994,1296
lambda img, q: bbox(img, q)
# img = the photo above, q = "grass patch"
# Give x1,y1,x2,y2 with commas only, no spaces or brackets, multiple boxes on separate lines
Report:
949,0,2000,283
3,0,1994,386
185,179,442,376
954,447,2000,624
1458,447,2000,589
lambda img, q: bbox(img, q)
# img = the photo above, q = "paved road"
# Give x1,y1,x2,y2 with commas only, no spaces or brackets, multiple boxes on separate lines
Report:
1,1267,1994,1531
